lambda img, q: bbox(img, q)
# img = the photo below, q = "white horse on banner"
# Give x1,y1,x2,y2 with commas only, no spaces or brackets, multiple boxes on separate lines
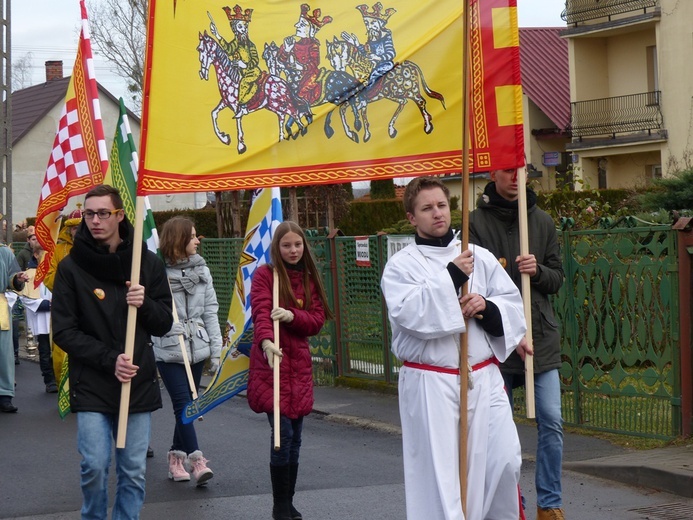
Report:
196,31,309,154
326,37,446,143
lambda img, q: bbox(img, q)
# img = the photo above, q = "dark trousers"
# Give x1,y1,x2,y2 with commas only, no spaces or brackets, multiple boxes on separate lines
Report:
267,413,303,466
37,334,54,384
156,360,205,454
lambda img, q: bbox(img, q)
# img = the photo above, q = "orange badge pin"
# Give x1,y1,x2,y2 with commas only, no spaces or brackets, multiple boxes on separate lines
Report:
499,257,507,269
94,288,105,300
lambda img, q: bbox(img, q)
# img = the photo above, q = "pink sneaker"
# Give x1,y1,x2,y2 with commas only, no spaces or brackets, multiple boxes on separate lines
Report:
167,450,190,482
187,450,214,486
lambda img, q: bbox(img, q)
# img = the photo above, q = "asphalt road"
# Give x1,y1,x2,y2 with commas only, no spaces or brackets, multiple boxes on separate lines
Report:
3,360,693,519
1,360,405,520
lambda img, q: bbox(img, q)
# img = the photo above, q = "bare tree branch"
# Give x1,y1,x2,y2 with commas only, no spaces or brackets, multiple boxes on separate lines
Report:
12,52,34,91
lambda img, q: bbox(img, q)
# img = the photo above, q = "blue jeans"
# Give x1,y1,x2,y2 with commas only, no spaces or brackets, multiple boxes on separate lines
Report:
503,369,564,509
267,413,303,466
77,411,151,520
156,360,205,453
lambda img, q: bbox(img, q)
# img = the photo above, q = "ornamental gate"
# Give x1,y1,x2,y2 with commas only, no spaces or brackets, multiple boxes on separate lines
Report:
551,224,678,438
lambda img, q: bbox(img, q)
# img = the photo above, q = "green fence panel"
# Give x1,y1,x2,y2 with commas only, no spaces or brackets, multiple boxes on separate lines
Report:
199,238,242,327
551,225,679,439
307,236,338,386
335,235,396,382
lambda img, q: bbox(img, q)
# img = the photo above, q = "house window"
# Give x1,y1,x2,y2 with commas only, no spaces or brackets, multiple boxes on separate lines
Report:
650,164,662,179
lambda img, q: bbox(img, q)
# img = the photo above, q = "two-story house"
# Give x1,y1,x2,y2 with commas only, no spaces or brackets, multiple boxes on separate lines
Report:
562,0,689,188
8,61,204,229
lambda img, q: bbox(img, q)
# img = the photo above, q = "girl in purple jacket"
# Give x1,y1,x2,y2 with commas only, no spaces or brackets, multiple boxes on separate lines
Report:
248,221,333,520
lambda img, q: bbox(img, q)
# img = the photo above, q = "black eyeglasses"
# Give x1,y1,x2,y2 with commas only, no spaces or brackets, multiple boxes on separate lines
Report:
83,209,122,220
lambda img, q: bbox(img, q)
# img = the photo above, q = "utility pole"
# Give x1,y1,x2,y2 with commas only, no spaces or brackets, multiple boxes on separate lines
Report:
0,0,12,243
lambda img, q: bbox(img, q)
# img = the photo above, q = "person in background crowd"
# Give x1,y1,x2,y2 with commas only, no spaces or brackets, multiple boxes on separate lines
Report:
12,225,34,364
248,221,333,520
470,167,566,520
153,216,221,486
20,230,56,393
44,208,83,390
15,225,35,270
0,244,29,412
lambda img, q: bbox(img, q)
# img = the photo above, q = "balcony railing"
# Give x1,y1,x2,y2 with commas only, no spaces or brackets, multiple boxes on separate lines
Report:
571,91,663,140
562,0,658,25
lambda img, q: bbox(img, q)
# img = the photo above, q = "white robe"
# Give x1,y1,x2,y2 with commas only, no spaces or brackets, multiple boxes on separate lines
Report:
381,241,527,520
21,283,52,336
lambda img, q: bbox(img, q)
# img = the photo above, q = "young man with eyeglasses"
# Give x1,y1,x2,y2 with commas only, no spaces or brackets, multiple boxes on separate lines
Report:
51,185,173,519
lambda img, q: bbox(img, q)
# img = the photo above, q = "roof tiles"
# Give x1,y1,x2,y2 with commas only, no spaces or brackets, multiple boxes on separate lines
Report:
519,27,570,131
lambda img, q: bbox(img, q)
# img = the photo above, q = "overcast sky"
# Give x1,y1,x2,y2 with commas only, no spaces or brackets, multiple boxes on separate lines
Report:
11,0,565,109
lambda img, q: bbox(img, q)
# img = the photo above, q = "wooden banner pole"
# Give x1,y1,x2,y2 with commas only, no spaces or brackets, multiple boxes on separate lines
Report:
116,197,145,448
272,268,281,451
459,0,473,515
517,166,536,418
169,294,199,401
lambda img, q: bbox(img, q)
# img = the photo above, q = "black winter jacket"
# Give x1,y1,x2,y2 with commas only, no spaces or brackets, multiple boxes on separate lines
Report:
469,183,564,374
15,242,33,270
52,219,173,414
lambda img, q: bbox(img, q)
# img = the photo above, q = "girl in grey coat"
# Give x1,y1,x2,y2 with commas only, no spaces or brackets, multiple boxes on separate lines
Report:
153,217,222,486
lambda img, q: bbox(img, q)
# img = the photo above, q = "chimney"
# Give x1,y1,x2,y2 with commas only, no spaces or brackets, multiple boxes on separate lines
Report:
45,60,63,82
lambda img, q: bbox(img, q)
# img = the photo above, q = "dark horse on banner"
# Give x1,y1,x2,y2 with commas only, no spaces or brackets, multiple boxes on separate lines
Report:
262,41,366,143
196,31,309,154
325,37,446,143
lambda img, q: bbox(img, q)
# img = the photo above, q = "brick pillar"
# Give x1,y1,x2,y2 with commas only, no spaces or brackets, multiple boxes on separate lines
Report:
45,61,64,82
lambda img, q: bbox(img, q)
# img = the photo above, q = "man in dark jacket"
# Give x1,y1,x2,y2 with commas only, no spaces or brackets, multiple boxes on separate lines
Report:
469,168,565,520
15,225,36,270
52,185,173,520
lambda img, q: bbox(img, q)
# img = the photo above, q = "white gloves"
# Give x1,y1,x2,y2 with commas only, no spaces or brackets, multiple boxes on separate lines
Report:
261,339,283,368
271,307,294,323
209,359,220,374
167,322,186,337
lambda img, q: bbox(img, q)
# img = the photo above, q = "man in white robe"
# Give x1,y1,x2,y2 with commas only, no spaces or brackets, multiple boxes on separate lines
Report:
381,176,529,520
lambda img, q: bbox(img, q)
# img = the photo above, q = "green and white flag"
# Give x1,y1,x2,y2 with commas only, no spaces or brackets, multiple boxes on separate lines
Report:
105,98,159,254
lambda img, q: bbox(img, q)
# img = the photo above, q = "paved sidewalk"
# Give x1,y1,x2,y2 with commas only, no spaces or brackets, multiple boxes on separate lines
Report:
312,385,693,499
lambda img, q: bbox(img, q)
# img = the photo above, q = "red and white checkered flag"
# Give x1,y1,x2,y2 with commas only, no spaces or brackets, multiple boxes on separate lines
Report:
34,0,108,287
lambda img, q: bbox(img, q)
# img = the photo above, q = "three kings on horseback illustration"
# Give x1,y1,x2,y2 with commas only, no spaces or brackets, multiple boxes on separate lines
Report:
199,2,446,153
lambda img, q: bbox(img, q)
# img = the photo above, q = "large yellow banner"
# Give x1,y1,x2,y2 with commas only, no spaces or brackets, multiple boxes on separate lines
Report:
139,0,464,194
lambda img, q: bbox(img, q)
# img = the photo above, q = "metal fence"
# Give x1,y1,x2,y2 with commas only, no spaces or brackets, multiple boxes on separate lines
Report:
562,0,659,25
550,224,677,439
199,224,682,439
571,91,663,140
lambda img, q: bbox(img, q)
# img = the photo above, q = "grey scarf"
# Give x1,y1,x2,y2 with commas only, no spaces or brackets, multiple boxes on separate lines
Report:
167,254,208,294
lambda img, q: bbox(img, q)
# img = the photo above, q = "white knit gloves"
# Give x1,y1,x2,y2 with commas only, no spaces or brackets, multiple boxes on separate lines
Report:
270,307,294,323
261,339,283,368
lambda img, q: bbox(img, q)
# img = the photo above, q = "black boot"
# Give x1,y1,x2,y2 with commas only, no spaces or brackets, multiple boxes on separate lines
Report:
288,463,302,520
270,464,291,520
